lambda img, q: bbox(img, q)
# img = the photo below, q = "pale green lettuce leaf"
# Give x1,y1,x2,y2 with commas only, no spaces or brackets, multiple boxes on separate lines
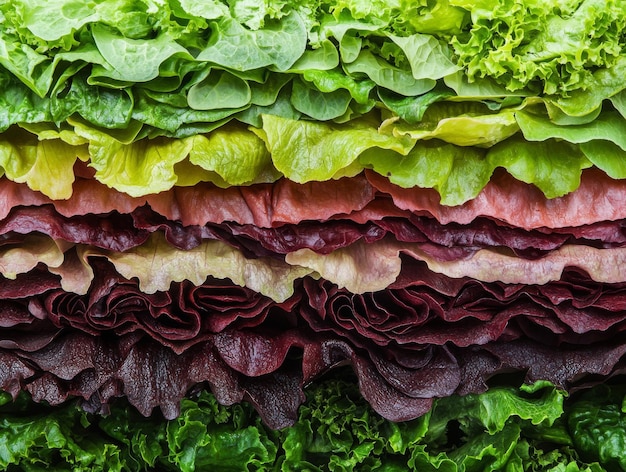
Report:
188,124,278,185
384,106,519,147
104,233,312,301
410,243,626,285
517,110,626,151
13,0,99,41
387,33,459,80
285,239,404,294
257,114,415,182
0,128,81,199
290,236,626,291
0,235,66,280
71,119,194,196
177,0,228,20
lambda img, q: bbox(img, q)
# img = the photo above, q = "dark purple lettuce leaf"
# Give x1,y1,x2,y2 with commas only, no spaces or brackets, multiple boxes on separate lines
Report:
27,259,299,354
0,206,149,251
3,321,626,427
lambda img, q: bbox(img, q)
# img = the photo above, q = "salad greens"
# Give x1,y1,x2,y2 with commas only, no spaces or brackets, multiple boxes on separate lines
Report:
0,373,616,471
1,0,626,202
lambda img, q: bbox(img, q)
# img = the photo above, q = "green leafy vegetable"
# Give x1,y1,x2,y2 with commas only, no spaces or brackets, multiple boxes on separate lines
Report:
0,376,610,471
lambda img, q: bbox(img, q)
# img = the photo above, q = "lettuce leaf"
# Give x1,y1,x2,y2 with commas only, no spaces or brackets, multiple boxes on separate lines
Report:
95,233,312,301
0,378,607,471
257,114,415,182
450,0,626,98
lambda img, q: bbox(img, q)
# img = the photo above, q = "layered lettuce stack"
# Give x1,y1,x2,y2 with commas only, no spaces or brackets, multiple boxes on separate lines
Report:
2,0,626,469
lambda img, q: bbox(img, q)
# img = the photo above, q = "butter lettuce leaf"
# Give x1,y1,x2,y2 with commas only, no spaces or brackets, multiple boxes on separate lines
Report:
0,127,82,199
189,124,279,185
196,11,307,71
258,114,415,182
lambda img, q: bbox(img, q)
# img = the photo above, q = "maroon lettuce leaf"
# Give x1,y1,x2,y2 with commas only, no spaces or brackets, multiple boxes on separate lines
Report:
28,259,299,354
4,203,626,268
3,321,626,427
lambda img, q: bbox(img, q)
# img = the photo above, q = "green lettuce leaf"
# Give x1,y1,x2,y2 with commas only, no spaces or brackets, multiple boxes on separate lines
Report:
450,0,626,98
383,101,519,147
359,142,493,206
568,384,626,471
188,124,279,186
0,127,83,199
257,114,415,182
196,11,307,71
517,110,626,151
0,377,609,471
362,134,591,205
71,119,194,197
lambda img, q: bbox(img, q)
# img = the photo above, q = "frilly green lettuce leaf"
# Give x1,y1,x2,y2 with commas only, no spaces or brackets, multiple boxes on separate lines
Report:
0,378,608,471
450,0,626,97
546,56,626,117
0,403,126,471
